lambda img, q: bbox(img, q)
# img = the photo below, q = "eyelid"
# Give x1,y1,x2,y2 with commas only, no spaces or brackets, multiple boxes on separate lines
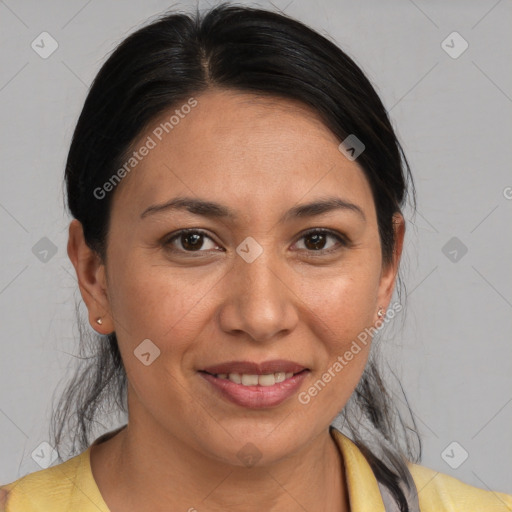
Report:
296,227,349,243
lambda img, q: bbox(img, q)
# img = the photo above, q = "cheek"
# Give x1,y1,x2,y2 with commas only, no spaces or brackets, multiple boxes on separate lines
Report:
106,256,220,415
297,275,377,417
302,263,381,349
107,253,222,349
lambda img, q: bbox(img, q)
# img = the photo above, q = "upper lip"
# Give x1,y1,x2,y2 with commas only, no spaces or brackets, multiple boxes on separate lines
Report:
200,359,308,375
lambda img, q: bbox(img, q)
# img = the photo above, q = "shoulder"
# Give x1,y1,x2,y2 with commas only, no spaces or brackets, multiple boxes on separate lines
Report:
408,462,512,512
1,427,125,511
0,450,87,512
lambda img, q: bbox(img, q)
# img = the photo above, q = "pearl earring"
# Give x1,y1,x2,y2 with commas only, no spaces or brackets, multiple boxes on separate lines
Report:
377,307,385,319
96,317,103,325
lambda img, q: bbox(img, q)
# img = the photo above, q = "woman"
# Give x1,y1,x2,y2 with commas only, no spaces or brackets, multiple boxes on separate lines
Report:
1,4,511,511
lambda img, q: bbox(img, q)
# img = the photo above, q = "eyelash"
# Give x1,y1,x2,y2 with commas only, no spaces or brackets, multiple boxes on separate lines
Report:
162,228,350,256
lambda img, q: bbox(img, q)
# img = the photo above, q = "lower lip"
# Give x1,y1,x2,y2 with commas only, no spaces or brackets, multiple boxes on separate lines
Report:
199,370,310,409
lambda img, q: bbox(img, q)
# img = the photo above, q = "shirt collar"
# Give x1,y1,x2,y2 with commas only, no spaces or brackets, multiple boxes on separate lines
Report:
329,426,387,512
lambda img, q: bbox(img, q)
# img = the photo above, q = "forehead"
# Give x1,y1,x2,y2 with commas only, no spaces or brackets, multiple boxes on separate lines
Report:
110,89,374,221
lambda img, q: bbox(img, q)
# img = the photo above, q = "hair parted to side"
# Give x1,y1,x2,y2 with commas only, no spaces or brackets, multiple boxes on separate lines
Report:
54,3,421,511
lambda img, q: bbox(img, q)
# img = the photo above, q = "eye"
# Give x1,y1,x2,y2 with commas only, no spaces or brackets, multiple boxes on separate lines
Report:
163,229,221,254
293,229,348,254
163,228,349,256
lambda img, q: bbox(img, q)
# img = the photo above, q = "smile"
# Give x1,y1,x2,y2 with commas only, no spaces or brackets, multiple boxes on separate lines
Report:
198,369,310,408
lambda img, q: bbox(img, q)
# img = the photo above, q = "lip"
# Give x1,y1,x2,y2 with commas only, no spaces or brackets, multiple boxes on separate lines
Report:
200,359,307,375
199,369,310,409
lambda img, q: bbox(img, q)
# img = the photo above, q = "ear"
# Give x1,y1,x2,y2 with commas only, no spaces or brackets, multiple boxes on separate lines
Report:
375,212,405,322
67,219,114,334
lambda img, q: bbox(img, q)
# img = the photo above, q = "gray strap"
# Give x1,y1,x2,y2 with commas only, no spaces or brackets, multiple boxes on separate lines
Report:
378,481,403,512
377,479,421,512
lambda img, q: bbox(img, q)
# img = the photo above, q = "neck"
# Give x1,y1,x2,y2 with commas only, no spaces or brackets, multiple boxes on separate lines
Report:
94,420,350,511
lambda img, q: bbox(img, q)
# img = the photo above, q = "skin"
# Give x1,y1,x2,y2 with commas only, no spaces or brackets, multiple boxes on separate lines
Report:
0,489,7,511
67,88,405,512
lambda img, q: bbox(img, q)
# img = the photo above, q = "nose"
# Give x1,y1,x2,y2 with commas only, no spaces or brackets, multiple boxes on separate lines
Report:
217,246,299,344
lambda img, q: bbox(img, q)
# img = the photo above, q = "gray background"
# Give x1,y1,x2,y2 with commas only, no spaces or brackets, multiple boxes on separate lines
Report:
1,0,511,497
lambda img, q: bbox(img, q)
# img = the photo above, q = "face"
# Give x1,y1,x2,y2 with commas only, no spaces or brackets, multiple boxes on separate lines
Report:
71,88,404,466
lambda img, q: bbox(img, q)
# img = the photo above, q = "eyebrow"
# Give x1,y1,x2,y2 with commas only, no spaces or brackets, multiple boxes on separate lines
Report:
140,196,366,222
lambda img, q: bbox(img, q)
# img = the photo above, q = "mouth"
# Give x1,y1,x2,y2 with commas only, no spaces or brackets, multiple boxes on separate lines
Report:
198,368,308,387
197,360,310,408
200,359,308,377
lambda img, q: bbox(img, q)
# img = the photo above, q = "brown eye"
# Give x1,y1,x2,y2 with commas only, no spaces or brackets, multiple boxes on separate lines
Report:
180,232,204,251
295,229,348,253
164,229,219,253
304,232,328,250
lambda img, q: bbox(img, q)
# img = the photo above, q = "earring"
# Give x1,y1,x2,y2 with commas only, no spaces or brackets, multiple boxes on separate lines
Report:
377,307,385,319
96,317,103,325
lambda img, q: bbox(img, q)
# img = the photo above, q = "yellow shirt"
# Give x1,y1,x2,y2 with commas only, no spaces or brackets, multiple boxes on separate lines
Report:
1,426,511,511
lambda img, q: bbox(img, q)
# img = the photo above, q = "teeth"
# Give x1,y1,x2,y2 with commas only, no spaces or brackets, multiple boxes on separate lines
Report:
258,374,276,387
241,374,259,386
228,373,241,384
274,372,286,383
217,372,295,386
